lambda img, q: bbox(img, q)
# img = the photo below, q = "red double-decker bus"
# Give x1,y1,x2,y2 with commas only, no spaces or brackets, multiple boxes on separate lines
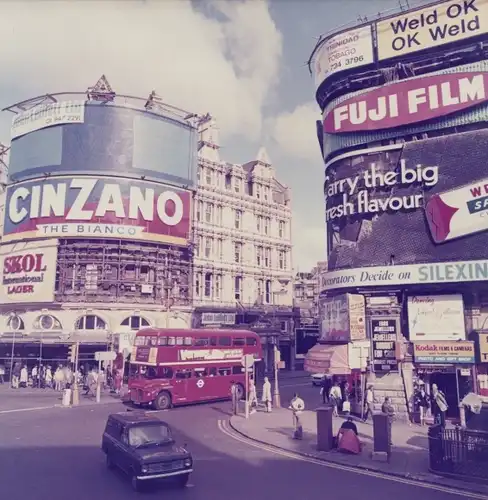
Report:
128,328,262,410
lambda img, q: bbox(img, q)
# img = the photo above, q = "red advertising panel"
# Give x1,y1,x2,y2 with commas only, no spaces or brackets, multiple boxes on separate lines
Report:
323,72,488,133
2,176,191,245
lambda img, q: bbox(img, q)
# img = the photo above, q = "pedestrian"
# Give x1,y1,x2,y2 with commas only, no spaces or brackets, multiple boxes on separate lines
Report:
248,378,257,414
45,366,53,389
261,376,272,412
329,381,342,416
431,384,448,427
381,397,395,445
54,366,64,391
414,384,429,426
363,385,375,422
320,376,331,405
289,393,305,439
31,365,38,388
11,362,21,389
230,381,239,415
20,365,28,388
0,364,5,384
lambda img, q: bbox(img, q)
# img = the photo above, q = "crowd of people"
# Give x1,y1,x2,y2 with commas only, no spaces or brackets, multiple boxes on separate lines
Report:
2,361,124,396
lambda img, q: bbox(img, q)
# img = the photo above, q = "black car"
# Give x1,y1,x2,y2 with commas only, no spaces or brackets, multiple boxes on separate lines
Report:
102,411,193,491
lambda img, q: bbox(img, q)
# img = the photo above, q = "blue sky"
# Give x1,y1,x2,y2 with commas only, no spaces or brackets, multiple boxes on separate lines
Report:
0,0,429,270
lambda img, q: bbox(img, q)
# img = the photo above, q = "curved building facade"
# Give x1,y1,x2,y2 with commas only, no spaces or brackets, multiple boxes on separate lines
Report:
0,78,197,370
306,0,488,418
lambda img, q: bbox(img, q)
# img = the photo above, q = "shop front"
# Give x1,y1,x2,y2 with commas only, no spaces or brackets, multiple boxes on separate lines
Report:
413,341,475,419
475,332,488,398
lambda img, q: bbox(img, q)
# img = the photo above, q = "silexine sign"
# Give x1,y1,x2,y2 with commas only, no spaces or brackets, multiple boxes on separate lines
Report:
323,72,488,133
2,176,192,245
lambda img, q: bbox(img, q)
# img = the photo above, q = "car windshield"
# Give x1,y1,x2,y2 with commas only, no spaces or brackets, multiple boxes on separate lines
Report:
129,424,172,448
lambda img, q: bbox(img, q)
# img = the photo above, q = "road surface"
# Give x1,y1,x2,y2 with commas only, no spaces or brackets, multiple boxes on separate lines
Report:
0,386,479,500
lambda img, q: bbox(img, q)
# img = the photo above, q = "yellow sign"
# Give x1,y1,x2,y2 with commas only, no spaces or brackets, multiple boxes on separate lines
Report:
478,333,488,363
377,0,488,60
413,341,475,364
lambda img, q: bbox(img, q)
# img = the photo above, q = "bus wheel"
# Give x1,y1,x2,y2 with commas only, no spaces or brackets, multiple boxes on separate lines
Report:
236,383,244,400
154,391,172,410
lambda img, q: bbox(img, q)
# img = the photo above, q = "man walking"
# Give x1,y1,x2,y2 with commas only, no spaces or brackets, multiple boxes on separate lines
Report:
363,385,375,422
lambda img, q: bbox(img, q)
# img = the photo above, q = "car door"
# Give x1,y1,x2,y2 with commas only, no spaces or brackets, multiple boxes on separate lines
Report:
117,428,134,474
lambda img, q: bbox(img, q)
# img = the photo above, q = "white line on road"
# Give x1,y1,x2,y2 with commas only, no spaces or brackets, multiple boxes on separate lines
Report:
0,405,56,415
217,420,485,499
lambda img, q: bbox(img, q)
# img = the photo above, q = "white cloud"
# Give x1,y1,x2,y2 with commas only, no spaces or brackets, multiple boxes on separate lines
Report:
270,102,322,162
0,0,282,140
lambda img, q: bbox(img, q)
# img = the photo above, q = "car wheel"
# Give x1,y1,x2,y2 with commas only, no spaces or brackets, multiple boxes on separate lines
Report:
106,454,114,469
176,473,190,488
131,472,142,492
154,391,172,410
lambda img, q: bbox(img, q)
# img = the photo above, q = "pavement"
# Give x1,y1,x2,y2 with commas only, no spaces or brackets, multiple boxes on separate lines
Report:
0,399,481,500
229,407,488,496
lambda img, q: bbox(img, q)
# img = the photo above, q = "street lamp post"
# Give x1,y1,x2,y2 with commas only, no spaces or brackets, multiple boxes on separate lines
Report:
273,345,281,408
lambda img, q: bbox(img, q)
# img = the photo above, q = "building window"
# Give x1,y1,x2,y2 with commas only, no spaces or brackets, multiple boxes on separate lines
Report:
195,235,203,257
196,201,203,222
234,242,242,264
265,280,272,304
264,217,270,236
215,275,222,299
7,315,24,331
235,276,242,301
75,315,106,330
205,203,214,223
256,246,262,266
264,247,271,268
279,220,285,238
216,205,223,225
257,280,263,302
255,184,261,199
217,238,223,260
234,177,241,193
197,165,202,182
121,316,150,330
225,173,232,190
264,186,270,201
34,315,62,330
256,215,262,233
204,273,212,298
205,168,212,185
195,273,202,297
235,209,242,229
205,237,213,258
279,250,285,270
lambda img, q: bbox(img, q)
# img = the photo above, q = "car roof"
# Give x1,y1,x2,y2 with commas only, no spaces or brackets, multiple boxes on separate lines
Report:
108,411,170,427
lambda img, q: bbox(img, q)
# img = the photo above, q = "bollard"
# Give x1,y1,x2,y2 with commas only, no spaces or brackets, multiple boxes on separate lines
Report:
62,388,72,407
72,384,79,406
317,405,334,451
372,413,391,462
459,403,466,427
96,382,101,403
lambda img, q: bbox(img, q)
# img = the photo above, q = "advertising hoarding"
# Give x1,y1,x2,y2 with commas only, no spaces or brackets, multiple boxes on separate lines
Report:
313,25,374,89
413,341,475,364
0,239,58,304
8,103,197,188
376,0,488,61
2,176,191,245
371,319,398,372
323,72,488,133
11,101,85,140
325,130,488,286
407,294,466,341
477,332,488,362
319,293,365,341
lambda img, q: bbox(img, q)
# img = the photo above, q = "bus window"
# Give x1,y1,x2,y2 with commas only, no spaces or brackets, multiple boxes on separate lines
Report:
194,338,209,347
232,366,243,375
208,367,217,377
168,337,176,346
218,367,231,376
135,336,146,346
218,336,231,347
246,337,257,346
158,337,168,346
194,368,208,378
210,337,217,346
146,367,158,379
184,337,192,346
176,337,184,346
149,337,158,347
175,369,192,379
159,367,173,379
233,338,245,346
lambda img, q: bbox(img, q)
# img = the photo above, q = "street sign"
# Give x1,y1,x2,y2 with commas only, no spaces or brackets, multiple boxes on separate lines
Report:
95,351,117,362
241,354,254,369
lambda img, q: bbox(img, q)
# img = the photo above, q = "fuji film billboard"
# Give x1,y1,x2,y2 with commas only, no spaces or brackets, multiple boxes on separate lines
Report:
325,129,488,290
2,176,191,245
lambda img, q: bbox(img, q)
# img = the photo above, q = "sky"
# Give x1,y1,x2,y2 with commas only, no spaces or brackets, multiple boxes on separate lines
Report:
0,0,430,271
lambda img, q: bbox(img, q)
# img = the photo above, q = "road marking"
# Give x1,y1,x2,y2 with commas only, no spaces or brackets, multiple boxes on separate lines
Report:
217,420,485,499
0,405,56,415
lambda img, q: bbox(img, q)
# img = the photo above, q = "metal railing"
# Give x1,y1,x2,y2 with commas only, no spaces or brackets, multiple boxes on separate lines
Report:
428,425,488,484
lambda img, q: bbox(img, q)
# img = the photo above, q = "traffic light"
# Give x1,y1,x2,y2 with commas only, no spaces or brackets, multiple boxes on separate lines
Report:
68,344,78,363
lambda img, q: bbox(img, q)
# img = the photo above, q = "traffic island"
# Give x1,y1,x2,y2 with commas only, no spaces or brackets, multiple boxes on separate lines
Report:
229,408,488,496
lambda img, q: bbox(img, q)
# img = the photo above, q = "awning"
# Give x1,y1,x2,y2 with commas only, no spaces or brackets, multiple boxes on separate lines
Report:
304,343,350,375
